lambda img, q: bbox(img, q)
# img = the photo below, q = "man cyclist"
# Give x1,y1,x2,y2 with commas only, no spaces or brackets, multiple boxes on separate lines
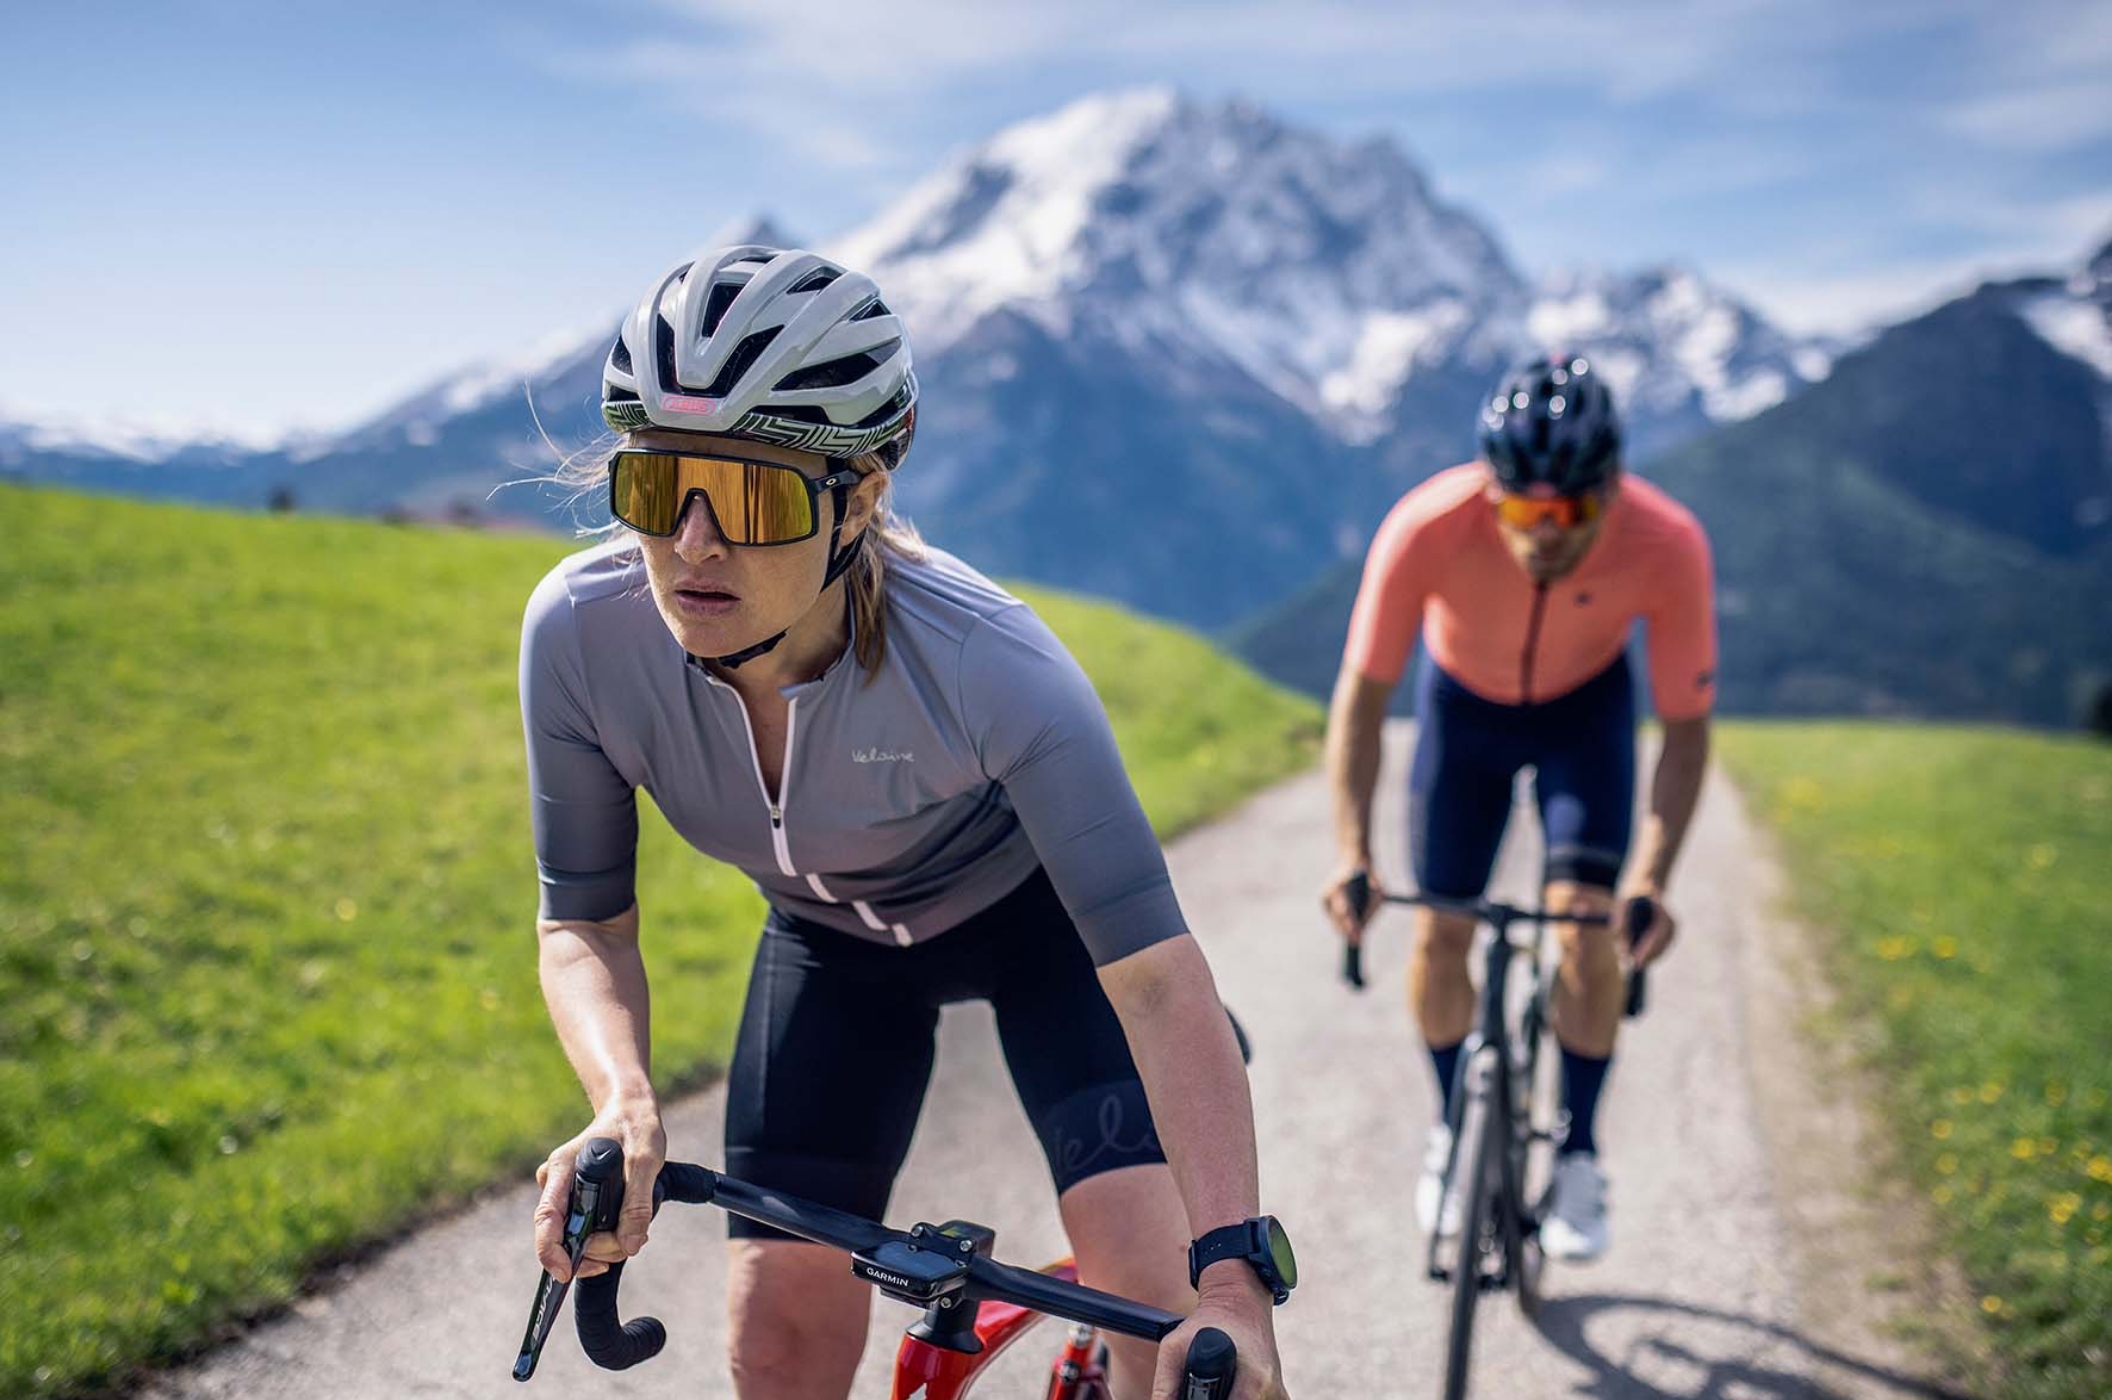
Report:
1319,356,1716,1261
523,245,1291,1399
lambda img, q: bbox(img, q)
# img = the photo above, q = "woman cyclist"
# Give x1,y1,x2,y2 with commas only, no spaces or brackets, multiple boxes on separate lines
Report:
522,245,1292,1399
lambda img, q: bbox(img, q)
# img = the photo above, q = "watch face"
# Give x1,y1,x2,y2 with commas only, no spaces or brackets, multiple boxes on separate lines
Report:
1262,1216,1297,1289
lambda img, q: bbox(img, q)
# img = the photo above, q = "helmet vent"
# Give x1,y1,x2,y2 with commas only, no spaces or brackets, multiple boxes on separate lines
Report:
701,283,742,337
773,339,899,392
786,267,842,295
700,327,783,398
850,299,892,322
655,316,680,394
609,332,633,376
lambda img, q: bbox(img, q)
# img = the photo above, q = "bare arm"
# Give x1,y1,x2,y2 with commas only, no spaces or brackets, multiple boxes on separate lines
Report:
1632,716,1709,895
531,904,666,1276
1099,934,1259,1246
1098,935,1284,1397
538,904,654,1108
1321,663,1396,935
1623,716,1710,966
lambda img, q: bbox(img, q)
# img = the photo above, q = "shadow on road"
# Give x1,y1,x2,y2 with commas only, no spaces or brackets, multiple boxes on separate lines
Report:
1534,1292,1978,1400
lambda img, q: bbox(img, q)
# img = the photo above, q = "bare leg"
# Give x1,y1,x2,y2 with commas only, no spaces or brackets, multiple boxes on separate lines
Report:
1410,907,1479,1050
726,1239,871,1400
1545,881,1621,1057
1060,1164,1193,1400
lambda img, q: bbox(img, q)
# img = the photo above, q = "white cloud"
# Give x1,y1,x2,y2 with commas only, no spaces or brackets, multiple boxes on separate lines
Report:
598,0,1929,131
1943,81,2112,152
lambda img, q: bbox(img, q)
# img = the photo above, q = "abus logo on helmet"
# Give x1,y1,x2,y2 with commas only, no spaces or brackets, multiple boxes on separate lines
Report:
663,394,718,415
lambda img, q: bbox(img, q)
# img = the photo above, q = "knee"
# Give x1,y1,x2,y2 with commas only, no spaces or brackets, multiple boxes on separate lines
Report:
1547,884,1619,971
1415,911,1476,961
727,1244,865,1389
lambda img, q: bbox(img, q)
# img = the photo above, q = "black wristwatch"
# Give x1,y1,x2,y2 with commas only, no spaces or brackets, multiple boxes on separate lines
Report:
1188,1216,1297,1305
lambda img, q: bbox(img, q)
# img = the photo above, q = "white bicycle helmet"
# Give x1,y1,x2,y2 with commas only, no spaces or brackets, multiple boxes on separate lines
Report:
602,245,917,466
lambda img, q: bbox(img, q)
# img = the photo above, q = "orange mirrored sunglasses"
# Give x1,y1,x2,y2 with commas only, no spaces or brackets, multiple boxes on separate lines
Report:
1491,489,1603,531
609,450,860,543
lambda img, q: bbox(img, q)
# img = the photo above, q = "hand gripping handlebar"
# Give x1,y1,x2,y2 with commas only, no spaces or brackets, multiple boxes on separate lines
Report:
512,1140,1240,1394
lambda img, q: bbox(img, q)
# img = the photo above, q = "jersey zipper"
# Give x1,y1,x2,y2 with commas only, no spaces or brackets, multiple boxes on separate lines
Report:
1520,580,1550,705
719,679,914,946
728,691,802,878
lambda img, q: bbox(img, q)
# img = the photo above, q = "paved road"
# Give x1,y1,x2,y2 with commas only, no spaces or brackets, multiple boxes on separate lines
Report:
141,724,1965,1399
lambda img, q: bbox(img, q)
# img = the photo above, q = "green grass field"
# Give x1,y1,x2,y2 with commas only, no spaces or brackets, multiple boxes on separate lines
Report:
1719,723,2112,1399
0,484,1321,1398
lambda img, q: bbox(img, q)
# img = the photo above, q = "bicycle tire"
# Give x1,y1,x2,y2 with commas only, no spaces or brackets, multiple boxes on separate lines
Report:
1510,995,1553,1320
1443,1062,1499,1400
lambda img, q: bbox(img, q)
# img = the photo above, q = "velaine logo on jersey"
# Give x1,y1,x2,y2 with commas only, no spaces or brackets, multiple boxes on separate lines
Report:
853,747,914,764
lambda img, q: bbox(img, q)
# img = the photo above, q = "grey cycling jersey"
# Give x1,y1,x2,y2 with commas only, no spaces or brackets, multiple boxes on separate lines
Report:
520,540,1187,965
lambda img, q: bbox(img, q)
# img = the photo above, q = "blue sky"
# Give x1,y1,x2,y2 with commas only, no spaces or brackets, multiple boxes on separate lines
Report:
4,0,2108,439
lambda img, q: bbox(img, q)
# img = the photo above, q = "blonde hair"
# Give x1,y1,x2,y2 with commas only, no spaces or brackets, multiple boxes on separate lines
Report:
836,448,924,674
553,438,923,674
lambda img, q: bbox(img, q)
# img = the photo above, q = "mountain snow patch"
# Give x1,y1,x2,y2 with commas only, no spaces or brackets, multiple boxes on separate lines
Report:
2019,292,2112,379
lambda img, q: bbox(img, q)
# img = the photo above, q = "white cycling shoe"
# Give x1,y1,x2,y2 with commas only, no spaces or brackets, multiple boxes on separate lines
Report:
1415,1124,1463,1237
1540,1152,1609,1262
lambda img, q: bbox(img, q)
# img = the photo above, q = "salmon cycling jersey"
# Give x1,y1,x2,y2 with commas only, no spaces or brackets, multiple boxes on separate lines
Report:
1344,463,1717,719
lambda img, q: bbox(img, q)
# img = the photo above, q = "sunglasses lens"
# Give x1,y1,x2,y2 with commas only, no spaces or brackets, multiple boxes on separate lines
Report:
611,453,817,542
1496,492,1595,530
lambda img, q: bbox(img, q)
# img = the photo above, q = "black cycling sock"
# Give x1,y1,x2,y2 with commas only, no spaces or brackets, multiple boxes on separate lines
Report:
1559,1046,1611,1157
1428,1038,1464,1123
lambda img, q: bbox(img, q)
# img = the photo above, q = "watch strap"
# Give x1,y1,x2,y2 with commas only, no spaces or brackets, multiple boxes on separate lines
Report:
1188,1221,1257,1290
1188,1218,1289,1304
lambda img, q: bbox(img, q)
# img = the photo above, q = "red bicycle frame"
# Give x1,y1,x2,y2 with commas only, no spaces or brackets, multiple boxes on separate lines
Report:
888,1258,1107,1399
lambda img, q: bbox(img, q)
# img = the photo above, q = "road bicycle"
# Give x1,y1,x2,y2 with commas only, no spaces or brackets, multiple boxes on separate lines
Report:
1342,875,1649,1400
512,1138,1239,1398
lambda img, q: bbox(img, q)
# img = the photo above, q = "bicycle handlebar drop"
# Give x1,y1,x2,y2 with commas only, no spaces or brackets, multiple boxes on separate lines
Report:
514,1141,1236,1391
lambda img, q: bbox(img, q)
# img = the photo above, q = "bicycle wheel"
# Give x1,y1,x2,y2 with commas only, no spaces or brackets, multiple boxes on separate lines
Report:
1509,994,1555,1320
1443,1061,1499,1400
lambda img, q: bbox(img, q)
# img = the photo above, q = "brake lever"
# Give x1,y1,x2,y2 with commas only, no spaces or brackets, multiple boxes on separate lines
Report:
512,1138,626,1381
1341,871,1371,990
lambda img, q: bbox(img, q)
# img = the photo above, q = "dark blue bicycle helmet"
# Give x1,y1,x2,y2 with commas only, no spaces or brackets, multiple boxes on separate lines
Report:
1477,355,1623,494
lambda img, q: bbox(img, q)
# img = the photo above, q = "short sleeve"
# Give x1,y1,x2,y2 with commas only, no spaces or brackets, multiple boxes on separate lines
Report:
1343,494,1436,686
1644,518,1719,721
521,568,640,921
957,605,1188,966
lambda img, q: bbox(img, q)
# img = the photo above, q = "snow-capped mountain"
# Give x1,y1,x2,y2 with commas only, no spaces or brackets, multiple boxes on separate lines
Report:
6,93,1837,624
2005,236,2112,383
0,405,294,463
833,89,1524,440
832,89,1823,449
313,215,802,460
1525,265,1834,450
